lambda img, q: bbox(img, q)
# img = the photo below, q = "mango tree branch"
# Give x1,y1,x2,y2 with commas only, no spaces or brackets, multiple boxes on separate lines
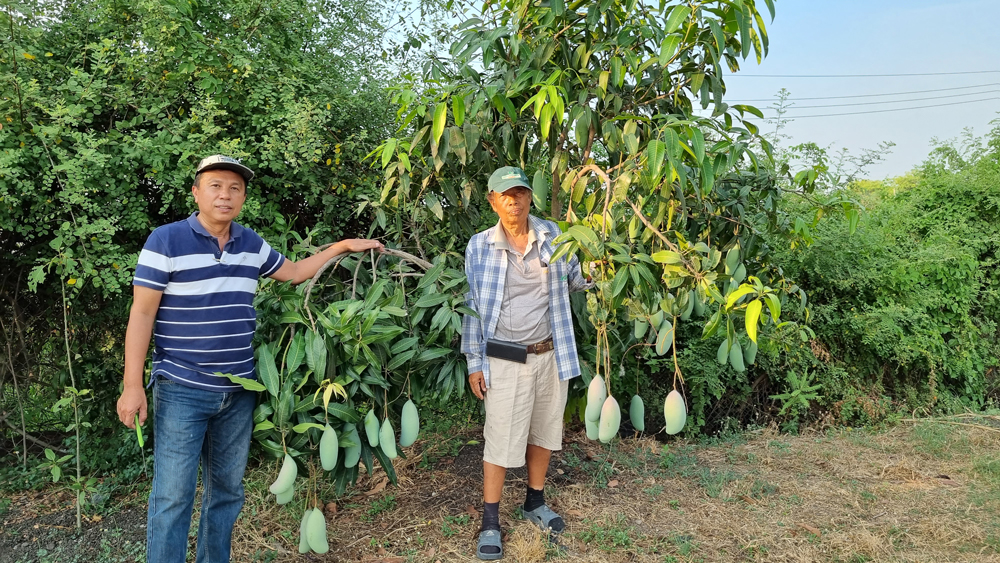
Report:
625,198,699,276
303,248,436,329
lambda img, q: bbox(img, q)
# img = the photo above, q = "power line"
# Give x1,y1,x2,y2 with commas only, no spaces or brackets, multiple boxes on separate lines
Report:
736,82,1000,102
735,71,1000,78
762,96,1000,119
777,89,1000,109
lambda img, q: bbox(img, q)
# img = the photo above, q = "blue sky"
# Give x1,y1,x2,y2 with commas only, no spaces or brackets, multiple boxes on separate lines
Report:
724,0,1000,178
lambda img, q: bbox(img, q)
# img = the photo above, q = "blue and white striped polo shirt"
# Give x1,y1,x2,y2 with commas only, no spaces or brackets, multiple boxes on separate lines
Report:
133,213,286,392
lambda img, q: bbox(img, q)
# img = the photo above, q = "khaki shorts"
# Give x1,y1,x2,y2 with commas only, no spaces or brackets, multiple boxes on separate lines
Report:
483,350,568,468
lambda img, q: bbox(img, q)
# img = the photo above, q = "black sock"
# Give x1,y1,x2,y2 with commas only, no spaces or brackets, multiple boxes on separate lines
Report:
480,502,501,555
524,487,565,533
482,501,500,531
524,487,545,512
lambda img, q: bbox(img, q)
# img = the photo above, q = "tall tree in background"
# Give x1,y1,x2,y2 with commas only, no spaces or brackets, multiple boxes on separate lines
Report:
371,0,855,424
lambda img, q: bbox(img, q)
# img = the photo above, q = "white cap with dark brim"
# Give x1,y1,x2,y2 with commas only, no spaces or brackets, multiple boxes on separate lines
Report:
196,155,254,183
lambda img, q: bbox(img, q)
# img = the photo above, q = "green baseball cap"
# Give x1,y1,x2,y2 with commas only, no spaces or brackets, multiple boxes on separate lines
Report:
488,166,532,193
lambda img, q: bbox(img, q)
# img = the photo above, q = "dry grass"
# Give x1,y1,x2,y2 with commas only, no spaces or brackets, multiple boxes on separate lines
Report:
232,417,1000,562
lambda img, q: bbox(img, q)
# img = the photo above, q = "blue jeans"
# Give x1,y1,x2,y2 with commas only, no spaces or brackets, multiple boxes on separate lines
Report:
147,376,256,563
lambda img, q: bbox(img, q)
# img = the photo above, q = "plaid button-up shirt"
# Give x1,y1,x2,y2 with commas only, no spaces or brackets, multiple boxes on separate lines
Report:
461,215,593,388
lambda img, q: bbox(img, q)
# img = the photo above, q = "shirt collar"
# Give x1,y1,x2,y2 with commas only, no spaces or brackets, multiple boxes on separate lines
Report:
187,212,243,241
492,219,537,252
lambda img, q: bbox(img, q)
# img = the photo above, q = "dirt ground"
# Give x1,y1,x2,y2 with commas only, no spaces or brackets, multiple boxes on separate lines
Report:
5,415,1000,562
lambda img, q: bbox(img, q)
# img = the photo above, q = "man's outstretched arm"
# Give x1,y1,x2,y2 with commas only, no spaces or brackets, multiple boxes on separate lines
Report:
269,239,385,285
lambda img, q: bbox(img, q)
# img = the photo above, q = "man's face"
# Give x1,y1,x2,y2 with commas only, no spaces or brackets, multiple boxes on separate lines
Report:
489,186,532,226
192,169,246,225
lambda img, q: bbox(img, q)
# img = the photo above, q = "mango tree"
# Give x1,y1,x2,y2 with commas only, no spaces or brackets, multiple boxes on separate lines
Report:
369,0,856,435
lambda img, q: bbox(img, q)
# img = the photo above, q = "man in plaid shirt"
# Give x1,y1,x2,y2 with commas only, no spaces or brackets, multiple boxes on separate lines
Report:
461,166,592,560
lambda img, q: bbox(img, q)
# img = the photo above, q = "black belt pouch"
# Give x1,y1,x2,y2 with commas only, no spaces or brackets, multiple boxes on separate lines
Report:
486,339,528,364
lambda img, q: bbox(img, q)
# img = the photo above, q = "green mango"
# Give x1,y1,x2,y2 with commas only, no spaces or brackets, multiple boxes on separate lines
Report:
598,396,621,443
343,424,361,468
585,376,606,422
379,418,397,459
744,340,758,365
319,424,338,471
663,390,687,435
729,338,746,372
633,319,649,340
655,318,674,356
629,395,645,432
364,409,380,448
716,339,729,365
399,399,420,447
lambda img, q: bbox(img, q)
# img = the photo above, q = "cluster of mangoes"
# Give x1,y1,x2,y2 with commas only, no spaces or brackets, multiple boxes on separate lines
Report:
583,377,687,441
268,399,421,553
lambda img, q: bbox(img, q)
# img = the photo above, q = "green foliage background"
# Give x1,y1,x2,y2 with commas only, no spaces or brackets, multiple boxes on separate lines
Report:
0,0,399,476
766,124,1000,426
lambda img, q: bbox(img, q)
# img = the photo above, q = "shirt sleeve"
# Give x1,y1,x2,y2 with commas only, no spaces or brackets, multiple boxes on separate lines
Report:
460,239,486,375
133,229,170,291
258,239,286,278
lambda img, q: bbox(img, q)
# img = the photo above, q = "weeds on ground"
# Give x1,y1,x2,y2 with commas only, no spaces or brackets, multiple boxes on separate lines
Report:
577,514,635,552
911,422,968,459
364,493,397,521
441,513,470,537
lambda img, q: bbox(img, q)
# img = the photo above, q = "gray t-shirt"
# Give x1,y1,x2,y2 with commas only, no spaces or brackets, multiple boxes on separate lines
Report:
492,223,553,345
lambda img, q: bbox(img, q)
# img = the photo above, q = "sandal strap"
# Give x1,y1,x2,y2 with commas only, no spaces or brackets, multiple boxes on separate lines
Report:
524,504,561,528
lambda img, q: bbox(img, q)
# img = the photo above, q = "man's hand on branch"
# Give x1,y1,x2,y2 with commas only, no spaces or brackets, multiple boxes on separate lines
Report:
339,239,385,254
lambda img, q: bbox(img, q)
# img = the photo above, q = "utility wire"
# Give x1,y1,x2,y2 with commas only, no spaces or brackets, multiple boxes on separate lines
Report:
736,82,1000,102
772,89,1000,110
762,96,1000,119
735,71,1000,78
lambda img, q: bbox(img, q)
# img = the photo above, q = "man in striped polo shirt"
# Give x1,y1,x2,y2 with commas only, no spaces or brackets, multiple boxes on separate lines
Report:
116,155,383,563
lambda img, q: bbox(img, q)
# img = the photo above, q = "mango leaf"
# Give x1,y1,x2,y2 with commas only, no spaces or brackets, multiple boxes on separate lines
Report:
324,402,361,423
702,310,722,338
658,35,680,65
279,311,308,325
540,103,554,140
764,293,781,322
285,332,306,374
304,330,327,383
453,94,466,127
725,285,757,310
645,139,666,186
651,250,682,264
414,293,450,308
416,347,453,362
664,5,691,34
605,266,625,297
847,208,860,235
381,138,397,169
256,344,280,397
216,372,267,392
745,299,762,343
293,422,325,434
566,225,603,257
432,102,447,146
